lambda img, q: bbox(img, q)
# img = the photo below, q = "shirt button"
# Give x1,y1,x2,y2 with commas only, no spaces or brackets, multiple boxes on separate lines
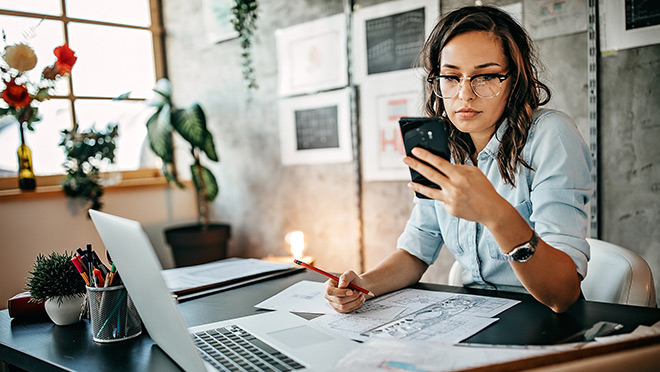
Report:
479,154,487,161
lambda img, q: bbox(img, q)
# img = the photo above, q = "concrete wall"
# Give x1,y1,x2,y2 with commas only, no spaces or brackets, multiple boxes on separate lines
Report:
1,0,658,308
600,45,660,300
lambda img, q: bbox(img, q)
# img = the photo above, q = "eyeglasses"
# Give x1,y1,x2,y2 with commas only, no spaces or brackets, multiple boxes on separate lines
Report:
427,72,511,99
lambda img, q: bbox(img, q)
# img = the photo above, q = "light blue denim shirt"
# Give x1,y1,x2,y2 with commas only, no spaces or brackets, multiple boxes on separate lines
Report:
397,109,593,293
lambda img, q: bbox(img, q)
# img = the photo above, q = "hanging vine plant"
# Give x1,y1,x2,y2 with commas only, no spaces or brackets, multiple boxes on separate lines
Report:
231,0,259,93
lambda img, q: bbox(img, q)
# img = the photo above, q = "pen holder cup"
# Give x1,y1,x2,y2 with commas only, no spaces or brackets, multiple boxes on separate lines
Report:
86,285,142,343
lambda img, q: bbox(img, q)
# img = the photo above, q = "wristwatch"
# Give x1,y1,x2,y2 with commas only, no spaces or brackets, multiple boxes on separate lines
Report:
502,231,539,262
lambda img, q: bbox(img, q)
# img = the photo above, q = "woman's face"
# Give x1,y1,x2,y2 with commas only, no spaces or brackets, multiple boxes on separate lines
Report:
439,31,512,149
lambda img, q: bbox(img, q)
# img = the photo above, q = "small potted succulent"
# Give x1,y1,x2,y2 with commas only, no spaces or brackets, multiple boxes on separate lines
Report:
25,251,87,325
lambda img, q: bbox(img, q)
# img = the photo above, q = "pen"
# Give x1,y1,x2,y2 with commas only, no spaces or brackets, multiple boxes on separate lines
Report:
92,251,110,277
87,244,94,286
293,259,374,297
70,257,91,286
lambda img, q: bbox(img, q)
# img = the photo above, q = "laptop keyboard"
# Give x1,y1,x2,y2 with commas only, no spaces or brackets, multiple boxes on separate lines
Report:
193,325,306,371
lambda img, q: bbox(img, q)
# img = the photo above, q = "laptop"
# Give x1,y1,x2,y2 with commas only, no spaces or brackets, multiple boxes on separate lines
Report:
89,210,355,372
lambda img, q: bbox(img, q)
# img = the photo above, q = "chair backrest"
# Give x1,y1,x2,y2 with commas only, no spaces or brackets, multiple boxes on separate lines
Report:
446,238,657,307
583,238,656,307
448,260,464,287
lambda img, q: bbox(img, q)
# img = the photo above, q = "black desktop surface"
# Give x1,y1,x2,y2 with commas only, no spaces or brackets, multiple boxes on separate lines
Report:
1,270,659,372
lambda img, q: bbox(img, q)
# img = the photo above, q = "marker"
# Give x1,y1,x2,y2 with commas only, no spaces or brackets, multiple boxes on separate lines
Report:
104,264,116,287
293,259,374,297
70,257,90,286
93,268,105,287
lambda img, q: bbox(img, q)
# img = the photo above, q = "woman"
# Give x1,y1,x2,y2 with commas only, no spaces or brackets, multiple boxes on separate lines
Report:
325,6,593,313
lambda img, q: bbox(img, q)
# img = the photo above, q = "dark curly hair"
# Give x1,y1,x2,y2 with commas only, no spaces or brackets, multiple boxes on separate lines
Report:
419,6,551,185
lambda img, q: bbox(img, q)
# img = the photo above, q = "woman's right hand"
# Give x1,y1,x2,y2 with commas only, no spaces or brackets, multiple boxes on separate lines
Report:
324,270,368,313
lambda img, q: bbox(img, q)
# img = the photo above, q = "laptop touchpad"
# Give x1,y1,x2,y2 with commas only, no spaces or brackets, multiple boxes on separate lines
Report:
268,325,333,348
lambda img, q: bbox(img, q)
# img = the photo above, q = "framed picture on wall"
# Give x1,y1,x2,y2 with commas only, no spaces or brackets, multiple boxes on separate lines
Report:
523,0,587,40
275,14,348,96
203,0,239,44
361,71,425,181
352,0,439,84
278,88,353,165
599,0,660,52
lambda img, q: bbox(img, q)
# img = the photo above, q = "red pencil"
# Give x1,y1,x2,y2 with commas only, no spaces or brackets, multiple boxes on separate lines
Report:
293,259,374,297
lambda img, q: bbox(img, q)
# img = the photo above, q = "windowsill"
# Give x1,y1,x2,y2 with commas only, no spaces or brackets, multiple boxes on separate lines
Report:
0,168,175,201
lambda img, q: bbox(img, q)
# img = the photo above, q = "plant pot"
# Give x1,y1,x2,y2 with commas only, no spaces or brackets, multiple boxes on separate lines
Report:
44,294,85,326
165,223,231,267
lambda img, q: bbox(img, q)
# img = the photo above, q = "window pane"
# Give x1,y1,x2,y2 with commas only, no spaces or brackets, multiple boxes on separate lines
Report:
0,1,62,16
65,0,151,27
75,99,158,171
68,23,156,98
0,15,69,95
0,99,71,176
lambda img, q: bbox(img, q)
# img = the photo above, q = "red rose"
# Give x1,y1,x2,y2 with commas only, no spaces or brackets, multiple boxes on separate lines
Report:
1,79,32,108
53,44,77,75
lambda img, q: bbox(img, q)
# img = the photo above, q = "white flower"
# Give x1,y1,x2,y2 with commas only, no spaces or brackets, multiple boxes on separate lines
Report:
3,43,38,73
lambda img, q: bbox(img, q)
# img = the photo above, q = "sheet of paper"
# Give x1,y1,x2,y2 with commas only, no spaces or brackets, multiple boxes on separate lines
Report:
311,289,517,342
254,280,335,314
161,258,296,293
257,280,519,342
334,338,578,372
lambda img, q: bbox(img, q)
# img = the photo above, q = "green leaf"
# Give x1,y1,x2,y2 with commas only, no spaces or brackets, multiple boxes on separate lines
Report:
113,92,132,100
146,105,173,163
203,134,219,162
191,164,219,202
172,104,208,149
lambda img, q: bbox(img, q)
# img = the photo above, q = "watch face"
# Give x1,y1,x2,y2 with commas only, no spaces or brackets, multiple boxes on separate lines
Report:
511,246,534,262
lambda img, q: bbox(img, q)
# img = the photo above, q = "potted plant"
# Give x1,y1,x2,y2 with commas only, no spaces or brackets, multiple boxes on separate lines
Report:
59,122,118,212
122,78,230,267
25,251,87,325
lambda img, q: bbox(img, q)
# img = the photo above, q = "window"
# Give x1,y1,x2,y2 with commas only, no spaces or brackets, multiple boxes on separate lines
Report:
0,0,165,189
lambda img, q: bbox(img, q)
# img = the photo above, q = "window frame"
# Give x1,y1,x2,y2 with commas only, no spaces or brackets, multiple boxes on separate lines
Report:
0,0,167,193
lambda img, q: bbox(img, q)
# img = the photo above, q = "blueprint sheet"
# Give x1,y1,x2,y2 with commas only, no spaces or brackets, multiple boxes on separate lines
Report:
256,281,519,342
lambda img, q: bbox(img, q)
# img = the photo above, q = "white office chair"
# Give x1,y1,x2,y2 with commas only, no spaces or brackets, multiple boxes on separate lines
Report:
448,260,464,287
582,238,656,307
446,238,657,307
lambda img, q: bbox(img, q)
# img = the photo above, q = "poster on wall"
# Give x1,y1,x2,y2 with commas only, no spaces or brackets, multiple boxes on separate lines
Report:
203,0,239,44
523,0,587,40
361,72,425,181
275,14,348,97
278,88,352,165
352,0,439,84
600,0,660,52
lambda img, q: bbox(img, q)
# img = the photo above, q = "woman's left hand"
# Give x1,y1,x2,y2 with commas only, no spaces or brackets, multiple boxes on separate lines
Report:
403,147,504,225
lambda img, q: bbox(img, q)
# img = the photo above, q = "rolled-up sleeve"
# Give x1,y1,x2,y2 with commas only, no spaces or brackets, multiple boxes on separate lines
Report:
526,111,594,278
397,197,445,265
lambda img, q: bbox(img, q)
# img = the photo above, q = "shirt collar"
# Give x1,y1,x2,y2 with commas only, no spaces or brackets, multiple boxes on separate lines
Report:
479,119,509,160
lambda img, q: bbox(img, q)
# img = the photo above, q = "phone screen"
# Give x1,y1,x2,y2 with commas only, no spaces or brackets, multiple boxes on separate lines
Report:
399,117,450,199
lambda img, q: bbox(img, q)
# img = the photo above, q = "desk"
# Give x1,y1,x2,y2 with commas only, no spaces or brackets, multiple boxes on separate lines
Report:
2,270,660,372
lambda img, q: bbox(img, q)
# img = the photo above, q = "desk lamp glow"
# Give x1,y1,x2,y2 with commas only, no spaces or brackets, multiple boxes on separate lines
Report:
263,231,314,265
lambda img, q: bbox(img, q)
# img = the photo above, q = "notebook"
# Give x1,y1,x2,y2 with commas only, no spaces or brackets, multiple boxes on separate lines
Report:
89,210,355,372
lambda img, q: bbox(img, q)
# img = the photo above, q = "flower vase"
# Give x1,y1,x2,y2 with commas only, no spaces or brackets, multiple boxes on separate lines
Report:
17,122,36,190
44,294,85,326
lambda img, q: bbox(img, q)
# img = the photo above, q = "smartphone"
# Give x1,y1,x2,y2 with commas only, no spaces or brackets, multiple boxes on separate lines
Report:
399,117,451,199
